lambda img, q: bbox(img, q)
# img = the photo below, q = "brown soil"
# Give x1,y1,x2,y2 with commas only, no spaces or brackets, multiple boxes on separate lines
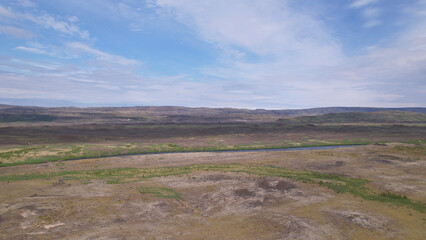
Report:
257,178,297,192
0,144,425,239
234,188,256,198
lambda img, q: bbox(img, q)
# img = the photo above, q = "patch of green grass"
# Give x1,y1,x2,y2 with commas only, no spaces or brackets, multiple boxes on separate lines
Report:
0,146,46,160
393,145,426,156
69,146,83,154
128,117,145,121
1,164,424,212
106,179,126,184
401,139,426,144
362,192,424,213
55,162,65,167
379,192,408,200
138,186,182,199
1,138,399,167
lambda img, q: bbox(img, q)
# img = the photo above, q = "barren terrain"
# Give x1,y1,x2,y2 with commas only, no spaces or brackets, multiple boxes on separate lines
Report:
0,106,425,239
0,143,425,239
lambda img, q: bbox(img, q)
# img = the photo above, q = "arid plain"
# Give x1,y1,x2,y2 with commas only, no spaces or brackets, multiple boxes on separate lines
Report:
0,106,425,239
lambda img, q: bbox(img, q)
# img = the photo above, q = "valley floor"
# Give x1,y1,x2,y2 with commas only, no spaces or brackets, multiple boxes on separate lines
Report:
0,143,425,239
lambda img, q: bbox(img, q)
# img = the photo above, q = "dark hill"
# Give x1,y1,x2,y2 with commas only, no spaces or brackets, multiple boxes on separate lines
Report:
279,111,426,124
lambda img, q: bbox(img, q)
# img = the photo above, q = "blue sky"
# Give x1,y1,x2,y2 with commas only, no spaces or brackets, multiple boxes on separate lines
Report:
0,0,425,109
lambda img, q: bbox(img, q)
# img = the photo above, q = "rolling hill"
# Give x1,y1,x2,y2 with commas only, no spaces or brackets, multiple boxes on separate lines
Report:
278,111,426,123
0,104,425,123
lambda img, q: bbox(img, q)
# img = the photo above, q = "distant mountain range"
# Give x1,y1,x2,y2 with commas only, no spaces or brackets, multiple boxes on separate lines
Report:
0,104,425,123
262,107,426,116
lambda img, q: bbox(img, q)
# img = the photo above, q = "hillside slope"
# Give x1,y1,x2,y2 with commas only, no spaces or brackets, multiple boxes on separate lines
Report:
0,104,425,123
279,111,426,123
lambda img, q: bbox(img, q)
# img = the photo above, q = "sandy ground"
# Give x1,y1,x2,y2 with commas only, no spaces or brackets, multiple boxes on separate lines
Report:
0,143,425,239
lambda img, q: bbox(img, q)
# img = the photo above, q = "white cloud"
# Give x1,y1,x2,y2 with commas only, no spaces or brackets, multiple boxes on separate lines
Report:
363,7,380,18
50,0,155,33
14,46,46,54
0,0,425,108
65,42,141,65
27,14,91,40
16,0,36,8
358,7,382,27
155,0,344,67
350,0,379,8
364,20,381,28
72,78,106,84
318,13,426,106
0,54,144,104
11,41,141,69
141,0,425,108
0,25,33,38
67,16,79,23
0,4,92,40
0,4,16,18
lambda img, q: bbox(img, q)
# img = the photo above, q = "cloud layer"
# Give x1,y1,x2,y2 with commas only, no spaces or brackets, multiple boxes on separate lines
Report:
0,0,425,108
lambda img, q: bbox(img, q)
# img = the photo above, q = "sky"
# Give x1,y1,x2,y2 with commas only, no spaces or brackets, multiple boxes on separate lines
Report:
0,0,425,109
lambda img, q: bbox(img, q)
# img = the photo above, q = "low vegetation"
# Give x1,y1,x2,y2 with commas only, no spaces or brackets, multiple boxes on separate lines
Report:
393,145,426,156
0,146,46,160
0,140,370,167
138,186,182,199
1,164,424,212
0,113,57,123
6,138,423,167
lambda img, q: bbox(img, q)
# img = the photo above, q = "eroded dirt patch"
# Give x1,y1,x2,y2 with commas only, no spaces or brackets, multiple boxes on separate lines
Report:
324,209,395,237
234,188,255,198
257,178,297,192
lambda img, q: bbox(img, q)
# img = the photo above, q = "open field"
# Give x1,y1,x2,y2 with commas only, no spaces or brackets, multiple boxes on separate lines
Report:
0,143,425,239
0,106,425,239
0,122,425,167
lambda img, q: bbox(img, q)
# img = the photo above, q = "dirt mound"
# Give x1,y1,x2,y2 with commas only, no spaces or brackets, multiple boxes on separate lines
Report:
53,178,65,186
334,161,345,167
234,188,255,198
277,216,335,240
203,174,234,181
132,201,175,219
368,154,414,164
377,155,401,160
327,210,390,232
373,143,387,146
257,178,296,192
